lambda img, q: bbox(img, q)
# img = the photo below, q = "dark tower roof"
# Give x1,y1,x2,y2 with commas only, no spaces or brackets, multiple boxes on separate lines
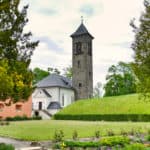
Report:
71,23,94,39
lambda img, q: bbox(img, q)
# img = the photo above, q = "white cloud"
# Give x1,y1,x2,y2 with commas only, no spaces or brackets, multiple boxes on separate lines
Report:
21,0,144,85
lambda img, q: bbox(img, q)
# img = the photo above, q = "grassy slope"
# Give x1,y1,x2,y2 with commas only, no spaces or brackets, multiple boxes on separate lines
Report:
57,94,150,115
1,120,150,141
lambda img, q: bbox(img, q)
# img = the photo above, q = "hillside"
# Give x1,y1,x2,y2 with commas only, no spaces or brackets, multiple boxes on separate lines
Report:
57,94,150,115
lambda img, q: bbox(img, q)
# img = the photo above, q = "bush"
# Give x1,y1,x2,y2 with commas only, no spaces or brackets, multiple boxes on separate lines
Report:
53,130,64,142
64,141,100,148
123,143,146,150
5,115,42,121
72,130,78,140
54,114,150,121
58,136,130,149
95,130,100,138
100,136,130,147
107,129,115,136
0,143,14,150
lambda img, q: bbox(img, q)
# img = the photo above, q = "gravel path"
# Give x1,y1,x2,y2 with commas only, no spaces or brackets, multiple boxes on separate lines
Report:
0,137,52,149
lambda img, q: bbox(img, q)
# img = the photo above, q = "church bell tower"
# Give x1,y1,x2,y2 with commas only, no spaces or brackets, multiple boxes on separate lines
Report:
71,20,94,100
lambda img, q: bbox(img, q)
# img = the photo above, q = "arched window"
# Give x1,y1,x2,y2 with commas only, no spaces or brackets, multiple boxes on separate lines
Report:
77,60,81,68
88,42,92,56
74,42,82,55
16,104,22,111
79,83,82,88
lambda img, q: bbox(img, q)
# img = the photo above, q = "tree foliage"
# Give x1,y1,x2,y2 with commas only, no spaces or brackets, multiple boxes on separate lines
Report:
104,62,137,97
131,0,150,97
0,0,39,102
33,68,49,85
63,65,72,79
93,82,103,98
33,67,62,85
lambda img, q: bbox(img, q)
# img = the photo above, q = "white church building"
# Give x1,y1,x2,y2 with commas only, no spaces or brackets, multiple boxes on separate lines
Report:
32,74,75,119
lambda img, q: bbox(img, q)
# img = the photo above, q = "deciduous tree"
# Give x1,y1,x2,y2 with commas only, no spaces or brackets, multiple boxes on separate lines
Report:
0,0,39,102
104,62,137,96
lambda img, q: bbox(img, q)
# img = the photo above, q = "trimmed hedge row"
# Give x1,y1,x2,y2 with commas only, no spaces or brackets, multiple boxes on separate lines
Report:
5,116,42,121
54,114,150,121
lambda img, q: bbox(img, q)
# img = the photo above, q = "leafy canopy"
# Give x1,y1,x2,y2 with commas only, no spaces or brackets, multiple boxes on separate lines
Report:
0,0,39,102
104,62,137,97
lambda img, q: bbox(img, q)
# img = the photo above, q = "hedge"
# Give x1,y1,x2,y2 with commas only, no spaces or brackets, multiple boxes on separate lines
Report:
0,143,14,150
53,114,150,121
5,116,42,121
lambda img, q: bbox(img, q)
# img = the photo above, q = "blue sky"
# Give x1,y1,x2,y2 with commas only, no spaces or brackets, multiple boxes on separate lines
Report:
21,0,144,85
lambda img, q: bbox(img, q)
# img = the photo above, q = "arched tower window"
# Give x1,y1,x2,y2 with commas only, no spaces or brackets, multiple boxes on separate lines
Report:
77,60,81,68
88,42,92,56
75,42,82,55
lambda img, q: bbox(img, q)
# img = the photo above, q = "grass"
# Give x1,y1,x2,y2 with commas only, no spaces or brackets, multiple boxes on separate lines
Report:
57,94,150,115
1,120,150,141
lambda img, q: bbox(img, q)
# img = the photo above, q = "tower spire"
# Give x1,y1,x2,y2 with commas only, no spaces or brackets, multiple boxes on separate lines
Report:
81,16,83,24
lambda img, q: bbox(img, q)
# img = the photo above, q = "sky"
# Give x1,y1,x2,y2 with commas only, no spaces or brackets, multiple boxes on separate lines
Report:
21,0,144,86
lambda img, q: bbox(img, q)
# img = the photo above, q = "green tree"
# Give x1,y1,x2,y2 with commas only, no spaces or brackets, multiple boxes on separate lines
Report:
48,67,61,75
63,65,72,79
0,0,39,102
33,67,62,84
33,67,49,85
130,0,150,97
0,60,14,100
104,62,137,96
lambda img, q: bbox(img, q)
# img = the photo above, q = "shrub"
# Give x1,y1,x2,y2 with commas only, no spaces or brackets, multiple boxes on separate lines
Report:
123,143,145,150
100,136,130,147
107,129,115,136
120,129,128,136
58,136,130,149
72,130,78,140
53,130,64,142
5,115,42,121
0,143,14,150
146,135,150,141
95,130,100,138
129,128,136,136
64,141,100,148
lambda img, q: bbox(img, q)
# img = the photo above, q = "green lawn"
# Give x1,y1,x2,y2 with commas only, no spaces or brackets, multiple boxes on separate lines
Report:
57,94,150,115
1,120,150,141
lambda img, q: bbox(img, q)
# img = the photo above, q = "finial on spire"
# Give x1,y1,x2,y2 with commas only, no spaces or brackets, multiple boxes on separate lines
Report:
81,16,84,24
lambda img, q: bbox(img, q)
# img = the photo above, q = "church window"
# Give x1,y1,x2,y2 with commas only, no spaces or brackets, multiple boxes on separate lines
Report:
16,104,22,111
62,94,65,106
75,42,82,54
89,72,91,78
79,83,82,88
88,42,92,56
77,60,81,68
